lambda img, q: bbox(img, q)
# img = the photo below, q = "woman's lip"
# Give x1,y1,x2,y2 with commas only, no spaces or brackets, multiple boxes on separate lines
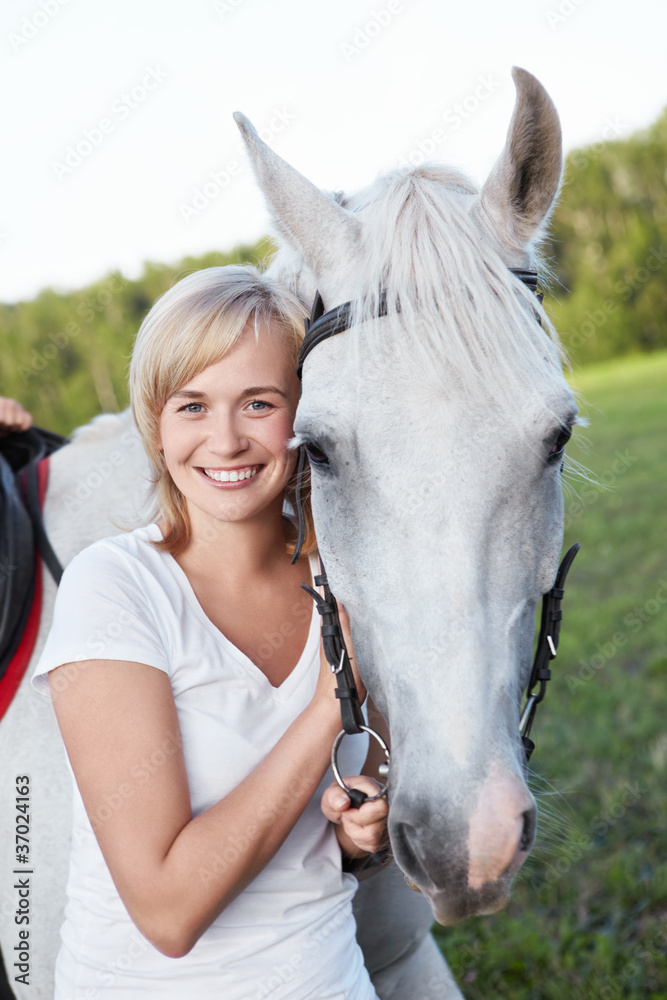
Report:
202,465,261,472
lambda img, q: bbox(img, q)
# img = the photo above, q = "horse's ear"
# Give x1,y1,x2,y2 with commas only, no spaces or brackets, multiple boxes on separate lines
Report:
473,67,562,253
234,113,361,300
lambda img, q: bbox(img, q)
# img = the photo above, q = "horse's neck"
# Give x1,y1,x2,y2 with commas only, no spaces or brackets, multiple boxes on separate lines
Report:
44,409,154,568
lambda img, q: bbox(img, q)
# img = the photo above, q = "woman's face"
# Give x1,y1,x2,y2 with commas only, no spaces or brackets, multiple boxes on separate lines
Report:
158,321,300,531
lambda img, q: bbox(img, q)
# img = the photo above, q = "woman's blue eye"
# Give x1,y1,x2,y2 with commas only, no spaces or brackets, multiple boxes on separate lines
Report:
179,402,204,413
248,399,273,411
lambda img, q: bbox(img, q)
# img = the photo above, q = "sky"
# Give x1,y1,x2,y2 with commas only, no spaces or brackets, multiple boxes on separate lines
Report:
2,0,666,302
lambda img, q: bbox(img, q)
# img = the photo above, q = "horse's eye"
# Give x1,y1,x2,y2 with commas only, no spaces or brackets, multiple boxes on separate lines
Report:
548,426,572,463
304,441,329,467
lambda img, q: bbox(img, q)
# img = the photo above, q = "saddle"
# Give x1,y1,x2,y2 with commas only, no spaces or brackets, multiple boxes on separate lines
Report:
0,426,68,694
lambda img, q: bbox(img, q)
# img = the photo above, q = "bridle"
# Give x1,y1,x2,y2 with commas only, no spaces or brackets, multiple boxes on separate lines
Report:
291,269,579,808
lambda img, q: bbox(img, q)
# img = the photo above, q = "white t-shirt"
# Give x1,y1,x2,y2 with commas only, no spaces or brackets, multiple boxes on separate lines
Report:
32,523,376,1000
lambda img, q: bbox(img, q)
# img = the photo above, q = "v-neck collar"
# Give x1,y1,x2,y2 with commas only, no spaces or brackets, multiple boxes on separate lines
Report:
144,523,320,702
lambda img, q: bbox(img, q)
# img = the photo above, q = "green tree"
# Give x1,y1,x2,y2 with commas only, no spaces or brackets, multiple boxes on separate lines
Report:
0,240,274,435
546,108,667,366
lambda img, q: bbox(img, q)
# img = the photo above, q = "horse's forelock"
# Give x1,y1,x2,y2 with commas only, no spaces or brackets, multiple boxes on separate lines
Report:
267,163,567,426
340,166,566,420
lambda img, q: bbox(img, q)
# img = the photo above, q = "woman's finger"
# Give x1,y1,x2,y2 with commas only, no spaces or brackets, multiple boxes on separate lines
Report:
321,773,389,823
340,812,389,854
340,796,389,831
320,775,383,820
320,782,354,823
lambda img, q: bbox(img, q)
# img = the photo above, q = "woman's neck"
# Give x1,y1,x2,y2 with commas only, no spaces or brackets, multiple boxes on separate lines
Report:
166,495,298,587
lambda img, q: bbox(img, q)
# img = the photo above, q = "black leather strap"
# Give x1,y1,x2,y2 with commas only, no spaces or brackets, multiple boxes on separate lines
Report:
0,425,68,474
521,543,580,758
509,269,538,291
300,557,365,735
0,454,35,682
342,844,392,876
24,461,65,585
296,291,393,383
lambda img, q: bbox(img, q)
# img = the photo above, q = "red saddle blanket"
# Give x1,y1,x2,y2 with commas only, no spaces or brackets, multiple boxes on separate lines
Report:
0,458,50,722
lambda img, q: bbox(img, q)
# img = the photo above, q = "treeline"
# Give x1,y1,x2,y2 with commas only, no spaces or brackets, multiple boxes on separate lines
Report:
0,243,274,436
546,107,667,365
1,108,666,435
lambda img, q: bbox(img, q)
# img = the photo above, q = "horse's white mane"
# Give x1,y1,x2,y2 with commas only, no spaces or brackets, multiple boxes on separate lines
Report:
352,166,564,403
272,164,566,419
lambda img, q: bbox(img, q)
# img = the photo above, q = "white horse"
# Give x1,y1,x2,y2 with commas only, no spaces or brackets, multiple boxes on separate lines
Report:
235,65,573,924
0,66,573,998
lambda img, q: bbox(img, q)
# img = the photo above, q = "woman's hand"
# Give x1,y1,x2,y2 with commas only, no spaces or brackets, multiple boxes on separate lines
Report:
0,397,32,435
321,775,389,857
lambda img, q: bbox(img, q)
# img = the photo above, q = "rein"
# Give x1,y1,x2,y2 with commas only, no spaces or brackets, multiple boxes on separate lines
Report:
291,269,579,807
300,568,390,809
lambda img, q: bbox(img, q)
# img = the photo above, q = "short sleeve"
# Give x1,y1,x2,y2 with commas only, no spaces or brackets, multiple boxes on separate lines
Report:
31,538,170,697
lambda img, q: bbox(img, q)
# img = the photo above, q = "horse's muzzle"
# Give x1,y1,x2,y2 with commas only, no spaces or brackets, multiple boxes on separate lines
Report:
389,765,537,924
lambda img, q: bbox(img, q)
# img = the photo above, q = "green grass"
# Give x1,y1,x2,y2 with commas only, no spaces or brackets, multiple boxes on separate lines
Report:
434,352,667,999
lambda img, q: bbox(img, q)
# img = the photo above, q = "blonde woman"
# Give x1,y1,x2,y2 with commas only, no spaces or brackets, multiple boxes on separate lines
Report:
32,265,388,999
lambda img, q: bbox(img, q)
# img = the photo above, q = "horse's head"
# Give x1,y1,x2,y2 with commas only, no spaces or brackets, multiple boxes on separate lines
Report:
236,68,577,924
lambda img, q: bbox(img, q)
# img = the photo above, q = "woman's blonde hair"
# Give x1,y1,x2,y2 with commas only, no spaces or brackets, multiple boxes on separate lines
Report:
129,264,315,558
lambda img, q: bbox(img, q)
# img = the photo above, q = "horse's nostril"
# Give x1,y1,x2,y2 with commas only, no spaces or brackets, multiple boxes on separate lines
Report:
519,807,536,853
392,820,431,885
394,820,416,862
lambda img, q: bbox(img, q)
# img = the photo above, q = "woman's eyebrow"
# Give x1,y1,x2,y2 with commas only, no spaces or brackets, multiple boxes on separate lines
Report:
170,389,207,400
243,385,288,398
169,385,288,401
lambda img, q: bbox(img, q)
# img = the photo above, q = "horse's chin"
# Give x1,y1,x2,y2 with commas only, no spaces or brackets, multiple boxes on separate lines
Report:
420,878,513,926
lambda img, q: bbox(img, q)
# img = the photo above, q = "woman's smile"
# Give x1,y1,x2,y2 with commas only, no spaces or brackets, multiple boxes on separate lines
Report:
198,464,263,486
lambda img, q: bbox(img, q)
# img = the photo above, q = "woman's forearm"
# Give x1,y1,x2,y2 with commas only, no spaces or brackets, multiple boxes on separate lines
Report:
133,698,341,956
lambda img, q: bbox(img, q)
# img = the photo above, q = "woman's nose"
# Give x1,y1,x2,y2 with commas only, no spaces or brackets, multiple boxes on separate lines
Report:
206,413,248,455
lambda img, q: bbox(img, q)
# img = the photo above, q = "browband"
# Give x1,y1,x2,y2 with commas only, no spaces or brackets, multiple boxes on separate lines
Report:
296,269,541,384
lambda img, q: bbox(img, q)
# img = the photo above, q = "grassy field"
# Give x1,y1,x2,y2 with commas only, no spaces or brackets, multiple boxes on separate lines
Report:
435,352,667,999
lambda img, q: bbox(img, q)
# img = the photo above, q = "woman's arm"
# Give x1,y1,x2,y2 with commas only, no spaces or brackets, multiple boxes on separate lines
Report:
49,650,344,959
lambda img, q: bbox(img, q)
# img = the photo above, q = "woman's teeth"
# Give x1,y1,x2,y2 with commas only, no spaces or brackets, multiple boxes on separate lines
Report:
203,467,259,483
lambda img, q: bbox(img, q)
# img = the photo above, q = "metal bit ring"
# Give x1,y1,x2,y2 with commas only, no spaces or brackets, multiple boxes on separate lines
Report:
331,726,390,802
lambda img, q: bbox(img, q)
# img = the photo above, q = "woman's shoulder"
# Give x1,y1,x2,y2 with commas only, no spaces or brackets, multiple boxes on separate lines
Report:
32,524,172,692
64,523,166,586
72,521,161,559
50,524,176,651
